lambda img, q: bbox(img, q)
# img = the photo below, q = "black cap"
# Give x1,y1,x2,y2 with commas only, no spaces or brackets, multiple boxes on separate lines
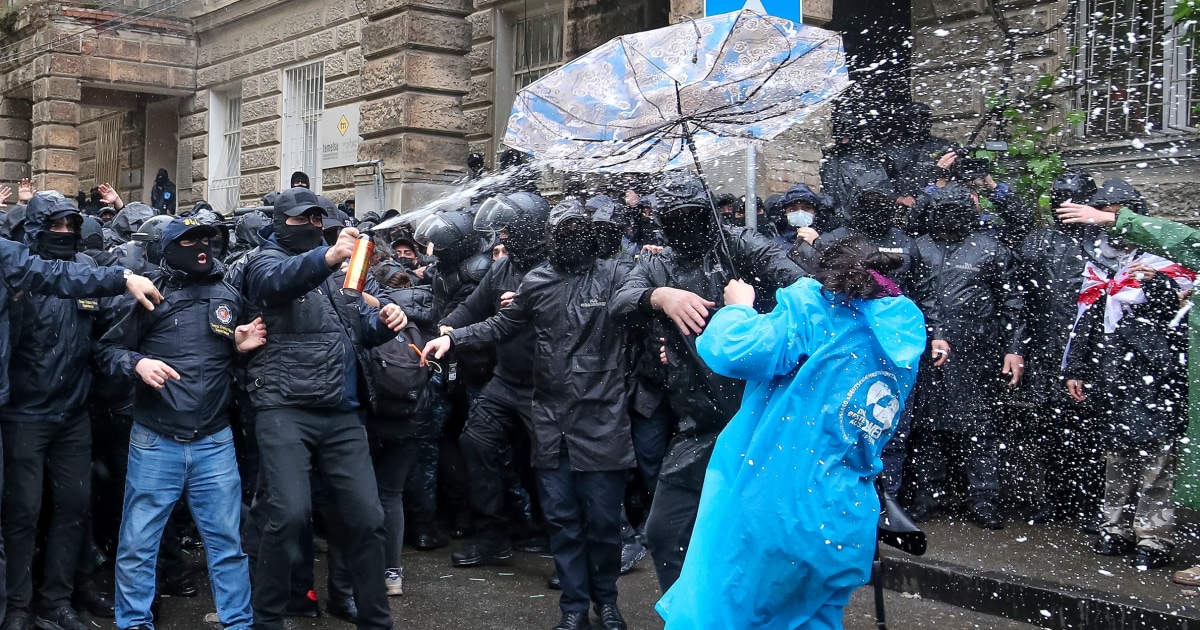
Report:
273,187,326,217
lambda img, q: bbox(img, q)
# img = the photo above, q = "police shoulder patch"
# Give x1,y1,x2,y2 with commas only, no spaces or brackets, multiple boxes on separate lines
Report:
215,304,233,325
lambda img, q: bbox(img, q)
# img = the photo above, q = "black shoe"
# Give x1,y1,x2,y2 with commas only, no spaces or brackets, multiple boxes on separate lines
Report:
161,572,198,597
1093,532,1135,556
968,502,1004,530
121,626,151,630
283,590,321,618
414,531,448,551
1028,502,1057,525
34,606,88,630
326,597,358,624
619,541,648,575
907,494,939,523
513,533,551,554
546,573,561,590
451,540,513,567
596,603,627,630
1132,546,1172,570
550,611,591,630
1080,514,1102,535
180,535,204,551
72,579,115,618
2,611,35,630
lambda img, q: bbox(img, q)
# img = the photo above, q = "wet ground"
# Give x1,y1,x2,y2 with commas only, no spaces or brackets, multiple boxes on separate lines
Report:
141,539,1036,630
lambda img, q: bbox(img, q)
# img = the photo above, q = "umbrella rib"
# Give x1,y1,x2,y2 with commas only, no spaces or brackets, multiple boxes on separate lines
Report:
618,37,673,123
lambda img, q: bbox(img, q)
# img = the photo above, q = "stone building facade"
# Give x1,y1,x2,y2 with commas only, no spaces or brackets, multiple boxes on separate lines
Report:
0,0,1195,219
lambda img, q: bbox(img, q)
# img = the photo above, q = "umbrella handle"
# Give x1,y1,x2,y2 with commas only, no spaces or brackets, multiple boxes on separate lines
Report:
681,123,741,282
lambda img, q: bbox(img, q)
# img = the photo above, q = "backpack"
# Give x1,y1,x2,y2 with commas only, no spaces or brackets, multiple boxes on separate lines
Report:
368,321,431,418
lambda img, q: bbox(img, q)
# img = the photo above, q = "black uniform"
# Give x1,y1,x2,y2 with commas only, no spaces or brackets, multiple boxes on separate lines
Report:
610,214,802,592
907,185,1025,520
449,226,634,623
241,229,395,630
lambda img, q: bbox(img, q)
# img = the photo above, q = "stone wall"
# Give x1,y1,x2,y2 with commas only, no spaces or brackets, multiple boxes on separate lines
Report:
184,0,365,207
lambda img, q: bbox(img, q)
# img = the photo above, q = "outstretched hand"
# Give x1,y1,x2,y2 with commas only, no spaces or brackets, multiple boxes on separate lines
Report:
125,274,164,311
422,336,453,363
651,287,715,336
235,317,267,352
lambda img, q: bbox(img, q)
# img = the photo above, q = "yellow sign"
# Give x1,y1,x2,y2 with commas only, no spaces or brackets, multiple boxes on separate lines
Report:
337,115,349,136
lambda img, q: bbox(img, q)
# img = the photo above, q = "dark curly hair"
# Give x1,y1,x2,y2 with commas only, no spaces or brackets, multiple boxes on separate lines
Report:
813,234,902,301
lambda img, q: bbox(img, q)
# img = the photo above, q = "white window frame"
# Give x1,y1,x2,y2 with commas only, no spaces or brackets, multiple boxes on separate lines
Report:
207,89,242,214
282,61,325,191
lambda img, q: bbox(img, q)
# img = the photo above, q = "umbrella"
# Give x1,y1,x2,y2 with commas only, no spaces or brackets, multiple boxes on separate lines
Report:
503,9,849,174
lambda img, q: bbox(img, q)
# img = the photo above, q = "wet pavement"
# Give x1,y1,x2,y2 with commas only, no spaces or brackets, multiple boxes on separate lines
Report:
142,539,1035,630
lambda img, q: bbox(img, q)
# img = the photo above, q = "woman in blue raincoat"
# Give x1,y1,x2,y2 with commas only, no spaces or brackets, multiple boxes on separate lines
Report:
657,235,926,629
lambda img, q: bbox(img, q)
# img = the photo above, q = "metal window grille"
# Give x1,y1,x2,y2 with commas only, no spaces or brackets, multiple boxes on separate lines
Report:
514,12,563,91
1076,0,1197,137
283,62,325,191
209,94,242,214
96,116,121,187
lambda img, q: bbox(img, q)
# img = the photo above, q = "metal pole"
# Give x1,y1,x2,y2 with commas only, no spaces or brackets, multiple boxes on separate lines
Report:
744,145,757,231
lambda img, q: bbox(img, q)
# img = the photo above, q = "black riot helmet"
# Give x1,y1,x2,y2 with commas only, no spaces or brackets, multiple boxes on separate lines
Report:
132,214,177,265
1049,172,1098,211
585,195,628,259
652,170,717,259
1089,178,1149,216
474,192,551,254
546,199,597,272
414,209,485,268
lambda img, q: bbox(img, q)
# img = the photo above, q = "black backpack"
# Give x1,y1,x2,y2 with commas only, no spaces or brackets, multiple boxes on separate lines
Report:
368,321,431,418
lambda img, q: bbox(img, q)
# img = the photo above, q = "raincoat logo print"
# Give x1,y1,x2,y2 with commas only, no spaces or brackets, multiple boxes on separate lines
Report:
579,298,607,308
838,371,900,443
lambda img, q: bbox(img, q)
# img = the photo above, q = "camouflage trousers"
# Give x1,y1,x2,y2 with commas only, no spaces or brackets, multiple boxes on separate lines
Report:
1100,441,1178,551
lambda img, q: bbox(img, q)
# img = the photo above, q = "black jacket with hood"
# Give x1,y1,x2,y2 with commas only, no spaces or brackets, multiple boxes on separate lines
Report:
448,210,635,471
95,261,245,439
610,225,803,490
0,195,115,421
241,230,395,411
819,142,892,233
910,185,1026,435
150,168,177,215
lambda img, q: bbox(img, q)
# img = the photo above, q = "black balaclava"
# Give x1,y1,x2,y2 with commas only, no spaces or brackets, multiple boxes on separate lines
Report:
661,207,717,259
928,185,977,240
850,192,895,238
549,218,596,271
164,239,214,278
275,212,324,254
40,231,79,260
507,242,546,271
290,171,311,188
595,224,623,259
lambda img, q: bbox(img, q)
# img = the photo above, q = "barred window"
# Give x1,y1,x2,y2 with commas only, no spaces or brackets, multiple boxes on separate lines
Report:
208,92,241,214
283,61,325,191
1076,0,1199,137
514,12,563,91
95,115,120,188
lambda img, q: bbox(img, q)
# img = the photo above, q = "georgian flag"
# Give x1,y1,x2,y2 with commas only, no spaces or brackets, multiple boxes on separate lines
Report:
1062,253,1195,369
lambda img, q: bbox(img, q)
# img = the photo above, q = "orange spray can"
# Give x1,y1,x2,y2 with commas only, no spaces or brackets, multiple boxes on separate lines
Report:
342,234,374,297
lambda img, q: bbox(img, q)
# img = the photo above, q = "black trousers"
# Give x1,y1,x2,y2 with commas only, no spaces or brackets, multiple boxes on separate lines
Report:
252,407,391,630
643,480,701,593
536,451,624,615
908,429,1001,507
370,434,420,568
459,378,536,544
1,413,91,612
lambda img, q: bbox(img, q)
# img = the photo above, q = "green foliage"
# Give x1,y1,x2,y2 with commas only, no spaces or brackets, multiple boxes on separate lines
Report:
986,101,1072,222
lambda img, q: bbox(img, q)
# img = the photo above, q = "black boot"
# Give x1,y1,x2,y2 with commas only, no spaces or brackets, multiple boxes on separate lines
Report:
451,538,513,567
968,501,1003,530
550,611,591,630
327,597,358,623
161,571,198,597
596,603,627,630
72,576,115,618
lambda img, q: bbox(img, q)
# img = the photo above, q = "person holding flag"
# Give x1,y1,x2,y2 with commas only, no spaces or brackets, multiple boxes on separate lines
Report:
1062,228,1193,570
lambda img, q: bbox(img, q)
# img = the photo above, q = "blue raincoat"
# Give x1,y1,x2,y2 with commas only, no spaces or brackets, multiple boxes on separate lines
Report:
656,276,926,629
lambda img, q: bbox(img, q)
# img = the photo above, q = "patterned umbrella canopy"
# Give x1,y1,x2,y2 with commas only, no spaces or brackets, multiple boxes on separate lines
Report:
503,9,850,173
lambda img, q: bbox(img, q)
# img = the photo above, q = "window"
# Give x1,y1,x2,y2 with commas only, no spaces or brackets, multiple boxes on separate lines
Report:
513,12,563,91
208,92,242,214
1076,0,1198,137
96,115,120,187
283,61,325,191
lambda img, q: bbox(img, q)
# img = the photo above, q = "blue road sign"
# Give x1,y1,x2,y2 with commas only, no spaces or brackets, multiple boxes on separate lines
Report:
704,0,801,23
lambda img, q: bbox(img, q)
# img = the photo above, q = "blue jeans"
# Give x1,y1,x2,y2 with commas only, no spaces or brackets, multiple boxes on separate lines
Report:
115,424,252,630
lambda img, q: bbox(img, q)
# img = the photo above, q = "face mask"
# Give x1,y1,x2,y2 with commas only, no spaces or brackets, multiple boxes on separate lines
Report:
164,240,214,277
396,255,417,270
507,244,546,271
39,232,78,260
930,204,975,238
549,225,595,271
787,210,814,228
663,211,716,259
276,222,324,254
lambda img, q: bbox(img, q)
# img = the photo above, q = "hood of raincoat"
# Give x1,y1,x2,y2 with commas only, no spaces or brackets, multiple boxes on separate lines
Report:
1090,178,1148,215
848,291,926,370
110,202,157,244
23,192,81,254
1,204,25,242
